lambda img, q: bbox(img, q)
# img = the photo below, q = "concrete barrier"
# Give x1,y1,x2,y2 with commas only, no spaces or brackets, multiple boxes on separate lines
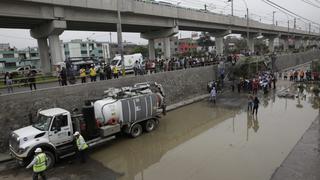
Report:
275,49,320,71
0,65,216,152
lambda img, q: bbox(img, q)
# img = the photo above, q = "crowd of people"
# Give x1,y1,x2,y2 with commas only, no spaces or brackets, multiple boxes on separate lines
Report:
133,54,239,76
3,70,37,93
55,55,234,86
1,54,240,93
208,70,278,116
233,71,277,95
281,69,313,81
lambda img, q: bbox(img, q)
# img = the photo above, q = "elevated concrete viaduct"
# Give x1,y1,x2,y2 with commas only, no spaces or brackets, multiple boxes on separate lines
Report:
0,0,319,73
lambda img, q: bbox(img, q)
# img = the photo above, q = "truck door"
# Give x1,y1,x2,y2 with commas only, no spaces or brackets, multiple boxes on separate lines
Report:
48,114,73,146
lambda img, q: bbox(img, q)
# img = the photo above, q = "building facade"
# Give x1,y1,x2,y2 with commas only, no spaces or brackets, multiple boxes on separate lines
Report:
0,45,40,73
154,36,179,58
63,39,140,63
178,38,198,54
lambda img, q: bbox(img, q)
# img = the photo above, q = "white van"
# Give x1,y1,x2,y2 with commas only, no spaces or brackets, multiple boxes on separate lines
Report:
110,53,144,73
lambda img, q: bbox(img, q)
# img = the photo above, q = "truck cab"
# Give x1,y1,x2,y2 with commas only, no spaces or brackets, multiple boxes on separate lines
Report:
9,108,75,168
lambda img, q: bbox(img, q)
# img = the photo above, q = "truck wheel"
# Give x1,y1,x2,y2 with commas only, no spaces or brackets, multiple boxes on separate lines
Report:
144,119,156,132
44,151,55,169
130,124,142,138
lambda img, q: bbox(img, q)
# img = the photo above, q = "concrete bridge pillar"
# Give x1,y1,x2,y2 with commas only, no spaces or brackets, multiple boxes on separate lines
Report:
294,39,302,50
268,38,275,53
302,39,308,50
209,30,231,55
30,20,66,73
283,38,289,52
163,37,171,59
48,35,64,65
148,39,156,60
248,36,255,53
263,34,279,53
37,38,51,74
215,37,224,55
316,40,320,47
243,32,261,54
141,26,179,59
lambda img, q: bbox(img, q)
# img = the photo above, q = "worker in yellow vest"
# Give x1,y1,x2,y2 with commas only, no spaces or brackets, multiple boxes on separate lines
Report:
89,66,97,82
80,67,86,83
74,131,89,163
122,67,126,77
113,66,119,79
26,148,48,180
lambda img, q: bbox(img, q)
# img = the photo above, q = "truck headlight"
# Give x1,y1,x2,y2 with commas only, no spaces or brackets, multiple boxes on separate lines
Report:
18,146,29,154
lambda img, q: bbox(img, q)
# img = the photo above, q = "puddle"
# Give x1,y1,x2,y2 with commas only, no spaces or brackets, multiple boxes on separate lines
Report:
91,84,319,180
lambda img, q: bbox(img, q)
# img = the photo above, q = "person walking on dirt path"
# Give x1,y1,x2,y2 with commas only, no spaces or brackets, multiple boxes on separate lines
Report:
252,96,260,115
28,70,37,91
26,148,48,180
60,67,68,86
4,72,13,93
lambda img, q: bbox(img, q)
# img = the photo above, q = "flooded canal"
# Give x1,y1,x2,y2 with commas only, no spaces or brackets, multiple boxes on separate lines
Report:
0,83,318,180
90,85,319,180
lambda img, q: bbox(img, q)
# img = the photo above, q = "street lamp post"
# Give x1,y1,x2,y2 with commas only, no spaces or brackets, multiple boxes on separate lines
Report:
228,0,234,16
272,11,276,26
231,0,234,16
229,0,249,49
117,0,125,73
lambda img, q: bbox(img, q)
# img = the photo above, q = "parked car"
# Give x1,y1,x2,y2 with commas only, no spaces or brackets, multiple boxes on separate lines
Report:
10,65,41,77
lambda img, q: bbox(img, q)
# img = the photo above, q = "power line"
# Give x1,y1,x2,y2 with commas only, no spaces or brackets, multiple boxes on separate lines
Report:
263,0,320,26
301,0,320,8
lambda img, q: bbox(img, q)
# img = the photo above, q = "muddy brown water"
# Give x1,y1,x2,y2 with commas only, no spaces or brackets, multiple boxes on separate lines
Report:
90,86,318,180
0,83,318,180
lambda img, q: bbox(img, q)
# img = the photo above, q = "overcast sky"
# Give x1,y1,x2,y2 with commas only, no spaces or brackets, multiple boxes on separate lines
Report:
0,0,319,49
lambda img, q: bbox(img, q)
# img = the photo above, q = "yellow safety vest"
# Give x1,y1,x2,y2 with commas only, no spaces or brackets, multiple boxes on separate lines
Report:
113,67,118,74
33,153,47,173
76,135,88,151
80,69,86,77
89,68,96,77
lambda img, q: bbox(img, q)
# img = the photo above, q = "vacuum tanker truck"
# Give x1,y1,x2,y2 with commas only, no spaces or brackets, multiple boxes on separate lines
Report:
9,82,166,168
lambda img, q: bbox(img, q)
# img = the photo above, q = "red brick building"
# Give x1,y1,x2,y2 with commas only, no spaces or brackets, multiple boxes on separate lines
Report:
178,38,198,54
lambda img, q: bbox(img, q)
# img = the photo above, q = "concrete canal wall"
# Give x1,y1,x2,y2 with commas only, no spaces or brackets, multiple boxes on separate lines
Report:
276,49,320,70
0,65,216,152
0,49,319,152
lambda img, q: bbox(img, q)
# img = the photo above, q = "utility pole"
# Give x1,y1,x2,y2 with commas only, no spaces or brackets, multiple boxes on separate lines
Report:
231,0,234,16
309,23,311,34
227,0,233,16
287,20,290,33
232,0,234,16
204,4,207,11
272,11,276,26
294,18,296,29
109,32,112,43
246,8,250,50
117,0,124,73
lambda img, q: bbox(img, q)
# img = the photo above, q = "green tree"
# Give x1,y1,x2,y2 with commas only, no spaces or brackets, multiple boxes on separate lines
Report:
197,32,215,52
132,46,148,58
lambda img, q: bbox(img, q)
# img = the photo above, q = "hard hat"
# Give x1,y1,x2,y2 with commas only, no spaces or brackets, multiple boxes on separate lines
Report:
74,131,80,136
35,148,42,153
